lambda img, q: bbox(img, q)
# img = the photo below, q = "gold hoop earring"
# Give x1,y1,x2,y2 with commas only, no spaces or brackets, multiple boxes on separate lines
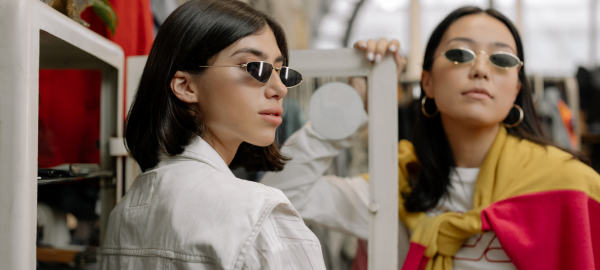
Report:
503,104,524,128
421,96,439,118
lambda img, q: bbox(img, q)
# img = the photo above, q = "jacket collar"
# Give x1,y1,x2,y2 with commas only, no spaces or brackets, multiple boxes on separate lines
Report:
160,136,235,177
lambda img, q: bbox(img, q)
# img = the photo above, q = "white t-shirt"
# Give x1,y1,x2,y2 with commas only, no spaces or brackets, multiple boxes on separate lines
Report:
426,168,517,270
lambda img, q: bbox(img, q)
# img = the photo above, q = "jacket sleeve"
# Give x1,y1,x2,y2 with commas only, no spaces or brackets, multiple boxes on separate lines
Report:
242,204,327,270
261,122,371,239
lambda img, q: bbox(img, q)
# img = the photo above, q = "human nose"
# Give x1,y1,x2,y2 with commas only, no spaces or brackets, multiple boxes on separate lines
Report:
265,68,287,100
468,51,490,80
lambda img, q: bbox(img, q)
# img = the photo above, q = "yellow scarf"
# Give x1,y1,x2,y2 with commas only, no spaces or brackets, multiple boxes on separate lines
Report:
393,126,600,270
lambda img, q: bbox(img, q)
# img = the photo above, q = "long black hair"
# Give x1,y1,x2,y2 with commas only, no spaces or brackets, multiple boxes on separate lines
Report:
403,6,588,212
125,0,289,172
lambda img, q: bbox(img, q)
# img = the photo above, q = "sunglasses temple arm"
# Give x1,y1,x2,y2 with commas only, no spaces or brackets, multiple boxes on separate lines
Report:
198,66,244,68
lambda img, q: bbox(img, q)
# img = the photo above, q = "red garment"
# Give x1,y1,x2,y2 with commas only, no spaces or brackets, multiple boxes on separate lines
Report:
401,190,600,270
400,191,600,270
481,190,600,269
107,0,154,117
351,239,368,270
39,1,154,168
108,0,154,59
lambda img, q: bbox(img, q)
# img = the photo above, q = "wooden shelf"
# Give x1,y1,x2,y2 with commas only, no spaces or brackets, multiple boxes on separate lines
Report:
36,246,83,264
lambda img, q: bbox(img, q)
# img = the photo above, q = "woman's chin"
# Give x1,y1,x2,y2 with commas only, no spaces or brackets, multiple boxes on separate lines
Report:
244,135,276,147
463,117,504,128
443,112,503,128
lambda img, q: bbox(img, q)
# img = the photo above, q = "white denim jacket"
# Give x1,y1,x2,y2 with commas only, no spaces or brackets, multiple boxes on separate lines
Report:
100,136,326,270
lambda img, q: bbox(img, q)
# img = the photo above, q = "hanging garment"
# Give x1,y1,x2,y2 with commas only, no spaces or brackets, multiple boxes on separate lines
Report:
108,0,154,58
38,69,103,167
100,136,326,270
108,0,154,118
397,127,600,270
536,87,573,149
556,99,578,149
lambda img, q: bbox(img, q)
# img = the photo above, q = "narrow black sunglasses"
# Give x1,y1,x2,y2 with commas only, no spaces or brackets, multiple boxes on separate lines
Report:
442,47,523,69
199,61,303,88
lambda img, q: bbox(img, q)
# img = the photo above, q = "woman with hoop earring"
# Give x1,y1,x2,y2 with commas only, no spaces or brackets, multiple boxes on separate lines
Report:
262,6,600,270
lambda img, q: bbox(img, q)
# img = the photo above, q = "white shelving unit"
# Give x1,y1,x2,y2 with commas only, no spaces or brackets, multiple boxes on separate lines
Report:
0,0,125,268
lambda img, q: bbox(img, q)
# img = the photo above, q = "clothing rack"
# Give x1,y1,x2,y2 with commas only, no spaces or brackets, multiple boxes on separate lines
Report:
532,74,581,150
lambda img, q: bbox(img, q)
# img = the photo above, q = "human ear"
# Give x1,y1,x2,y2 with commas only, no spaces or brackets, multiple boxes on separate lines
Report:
421,70,435,98
170,71,199,104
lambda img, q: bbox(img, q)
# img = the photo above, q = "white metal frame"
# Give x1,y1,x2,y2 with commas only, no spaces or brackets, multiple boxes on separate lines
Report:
290,49,399,269
0,0,124,268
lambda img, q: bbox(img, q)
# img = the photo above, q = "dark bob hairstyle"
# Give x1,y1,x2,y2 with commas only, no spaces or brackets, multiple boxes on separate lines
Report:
125,0,289,172
403,6,589,212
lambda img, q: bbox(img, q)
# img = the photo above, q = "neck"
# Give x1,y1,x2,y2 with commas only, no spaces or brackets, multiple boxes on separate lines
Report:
441,116,500,168
201,131,241,165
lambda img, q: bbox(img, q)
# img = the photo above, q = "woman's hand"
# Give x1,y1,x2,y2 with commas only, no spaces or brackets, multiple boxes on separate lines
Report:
354,38,406,77
350,38,406,112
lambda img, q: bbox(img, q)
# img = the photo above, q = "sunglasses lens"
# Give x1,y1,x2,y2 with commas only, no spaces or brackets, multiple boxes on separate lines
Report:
246,62,273,83
490,54,520,68
445,49,475,63
279,67,303,88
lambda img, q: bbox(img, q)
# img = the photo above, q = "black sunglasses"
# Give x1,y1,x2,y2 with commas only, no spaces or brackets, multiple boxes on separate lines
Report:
442,47,523,69
199,61,303,88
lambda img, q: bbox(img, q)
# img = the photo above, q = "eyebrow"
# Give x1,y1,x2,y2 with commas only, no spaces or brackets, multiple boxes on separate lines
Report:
446,37,516,53
491,42,515,52
230,47,285,63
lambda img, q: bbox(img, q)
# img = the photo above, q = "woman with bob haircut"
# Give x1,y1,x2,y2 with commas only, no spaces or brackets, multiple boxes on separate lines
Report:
262,6,600,270
100,1,325,269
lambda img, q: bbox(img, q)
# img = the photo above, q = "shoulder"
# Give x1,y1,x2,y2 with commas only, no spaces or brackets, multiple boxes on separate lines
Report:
244,203,325,270
263,203,320,246
270,203,317,241
511,137,590,174
508,136,600,191
155,160,288,201
131,161,295,226
508,136,572,162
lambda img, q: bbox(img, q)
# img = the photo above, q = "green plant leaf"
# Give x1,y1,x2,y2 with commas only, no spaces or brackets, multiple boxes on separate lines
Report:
91,0,119,36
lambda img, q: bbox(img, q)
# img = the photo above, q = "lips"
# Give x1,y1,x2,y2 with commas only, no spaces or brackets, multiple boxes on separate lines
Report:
258,107,283,125
462,88,492,99
258,107,283,117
